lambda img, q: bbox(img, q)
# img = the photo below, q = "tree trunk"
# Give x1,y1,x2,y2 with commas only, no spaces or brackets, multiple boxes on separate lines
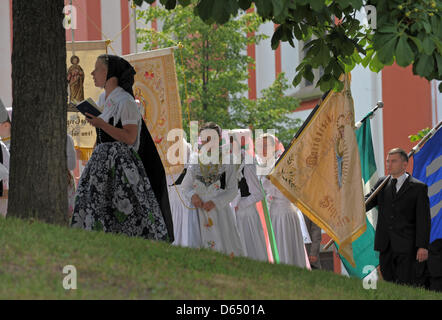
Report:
9,0,68,225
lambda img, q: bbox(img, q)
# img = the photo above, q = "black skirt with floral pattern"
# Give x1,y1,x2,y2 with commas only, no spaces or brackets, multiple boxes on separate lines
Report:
70,140,169,241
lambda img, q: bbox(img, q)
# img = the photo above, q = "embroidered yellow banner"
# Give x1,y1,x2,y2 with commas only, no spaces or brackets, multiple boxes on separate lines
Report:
124,48,184,175
66,41,107,160
268,74,366,266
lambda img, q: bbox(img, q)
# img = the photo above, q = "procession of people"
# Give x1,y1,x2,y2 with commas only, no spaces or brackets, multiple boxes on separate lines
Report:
0,53,439,293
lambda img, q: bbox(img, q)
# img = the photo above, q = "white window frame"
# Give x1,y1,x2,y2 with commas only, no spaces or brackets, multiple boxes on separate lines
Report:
291,39,324,101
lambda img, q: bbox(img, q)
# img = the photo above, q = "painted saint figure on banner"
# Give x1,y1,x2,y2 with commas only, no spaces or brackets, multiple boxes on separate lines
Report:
335,114,346,188
67,55,85,104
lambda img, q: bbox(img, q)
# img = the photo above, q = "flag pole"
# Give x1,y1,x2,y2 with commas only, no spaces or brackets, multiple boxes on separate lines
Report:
355,101,383,129
407,120,442,158
324,119,442,250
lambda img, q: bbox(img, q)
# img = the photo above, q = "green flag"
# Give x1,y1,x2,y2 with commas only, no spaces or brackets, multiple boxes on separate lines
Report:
336,111,380,278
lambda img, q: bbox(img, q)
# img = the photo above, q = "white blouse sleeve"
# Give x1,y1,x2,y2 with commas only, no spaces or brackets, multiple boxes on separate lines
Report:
0,163,8,181
66,134,77,171
0,142,9,187
260,176,274,205
237,163,264,210
181,164,197,203
0,142,9,171
120,99,141,126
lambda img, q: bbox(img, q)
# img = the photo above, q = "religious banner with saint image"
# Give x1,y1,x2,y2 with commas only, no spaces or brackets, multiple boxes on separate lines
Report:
268,74,366,266
66,41,107,161
124,47,184,175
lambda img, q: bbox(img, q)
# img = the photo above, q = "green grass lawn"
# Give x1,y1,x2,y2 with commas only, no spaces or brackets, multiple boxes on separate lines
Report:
0,216,441,300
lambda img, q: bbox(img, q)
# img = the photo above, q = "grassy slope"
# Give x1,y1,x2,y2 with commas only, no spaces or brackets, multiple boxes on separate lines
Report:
0,217,441,300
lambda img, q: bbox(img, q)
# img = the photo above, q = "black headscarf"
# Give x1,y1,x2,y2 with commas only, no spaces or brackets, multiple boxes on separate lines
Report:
101,54,136,98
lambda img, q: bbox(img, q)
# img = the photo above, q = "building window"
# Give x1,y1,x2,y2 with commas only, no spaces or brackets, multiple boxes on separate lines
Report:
292,38,324,101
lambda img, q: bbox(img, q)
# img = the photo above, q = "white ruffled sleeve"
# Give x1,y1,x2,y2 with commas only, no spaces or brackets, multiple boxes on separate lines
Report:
181,164,197,204
120,99,141,126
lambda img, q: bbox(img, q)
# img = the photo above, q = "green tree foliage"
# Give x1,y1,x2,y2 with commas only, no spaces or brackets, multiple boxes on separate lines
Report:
134,0,442,92
409,127,431,142
137,2,301,142
230,73,302,147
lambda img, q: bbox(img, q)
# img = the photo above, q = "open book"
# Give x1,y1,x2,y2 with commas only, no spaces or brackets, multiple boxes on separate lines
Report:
76,98,102,118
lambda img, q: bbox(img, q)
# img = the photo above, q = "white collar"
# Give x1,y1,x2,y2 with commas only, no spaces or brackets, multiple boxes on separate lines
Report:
396,172,408,182
393,172,409,191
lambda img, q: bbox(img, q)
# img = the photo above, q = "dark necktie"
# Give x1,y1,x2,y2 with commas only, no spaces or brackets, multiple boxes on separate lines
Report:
391,178,398,197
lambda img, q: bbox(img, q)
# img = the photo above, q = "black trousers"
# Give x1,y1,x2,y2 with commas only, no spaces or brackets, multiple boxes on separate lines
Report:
428,239,442,292
379,249,429,287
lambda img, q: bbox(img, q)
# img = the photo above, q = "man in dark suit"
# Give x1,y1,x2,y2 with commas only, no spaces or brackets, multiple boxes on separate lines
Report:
365,148,431,286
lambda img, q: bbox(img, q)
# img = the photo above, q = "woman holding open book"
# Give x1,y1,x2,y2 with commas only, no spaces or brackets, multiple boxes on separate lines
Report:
70,54,174,243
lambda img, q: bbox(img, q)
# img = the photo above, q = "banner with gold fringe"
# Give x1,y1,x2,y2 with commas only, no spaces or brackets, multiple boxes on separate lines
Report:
124,48,184,175
268,74,366,266
66,40,107,160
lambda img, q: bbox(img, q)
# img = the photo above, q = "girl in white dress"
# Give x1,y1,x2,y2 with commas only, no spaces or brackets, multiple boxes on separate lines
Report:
229,130,268,262
257,133,308,268
167,139,201,247
233,162,268,261
181,123,244,257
